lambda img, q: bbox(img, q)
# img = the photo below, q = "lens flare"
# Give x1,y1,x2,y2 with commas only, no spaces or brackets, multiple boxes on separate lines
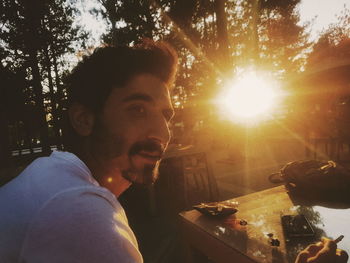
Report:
216,70,281,123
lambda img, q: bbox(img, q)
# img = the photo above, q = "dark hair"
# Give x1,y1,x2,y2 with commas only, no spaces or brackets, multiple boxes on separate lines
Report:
62,40,178,150
66,39,178,112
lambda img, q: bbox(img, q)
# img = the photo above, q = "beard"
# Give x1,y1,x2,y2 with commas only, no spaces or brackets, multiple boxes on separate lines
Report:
121,139,164,186
121,161,160,186
90,117,164,186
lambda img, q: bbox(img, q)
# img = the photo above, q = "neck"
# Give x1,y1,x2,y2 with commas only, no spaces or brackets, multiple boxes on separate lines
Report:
71,147,131,197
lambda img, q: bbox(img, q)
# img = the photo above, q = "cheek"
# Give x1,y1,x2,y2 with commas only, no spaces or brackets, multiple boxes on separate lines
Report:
97,113,146,157
90,122,127,159
112,119,145,144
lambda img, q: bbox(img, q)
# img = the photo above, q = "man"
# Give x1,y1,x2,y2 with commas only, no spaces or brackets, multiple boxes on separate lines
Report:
0,40,176,263
0,40,347,263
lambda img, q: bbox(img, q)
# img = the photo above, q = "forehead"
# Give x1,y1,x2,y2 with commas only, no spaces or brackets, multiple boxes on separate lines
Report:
107,73,172,107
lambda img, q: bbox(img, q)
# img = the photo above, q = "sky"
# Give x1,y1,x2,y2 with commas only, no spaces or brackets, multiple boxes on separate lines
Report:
77,0,350,46
298,0,349,40
75,0,107,47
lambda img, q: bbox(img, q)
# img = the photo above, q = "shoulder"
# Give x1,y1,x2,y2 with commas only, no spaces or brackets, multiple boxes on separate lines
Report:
20,186,142,263
22,151,95,184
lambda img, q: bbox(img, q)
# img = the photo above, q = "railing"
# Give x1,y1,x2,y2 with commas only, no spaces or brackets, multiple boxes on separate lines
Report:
11,145,58,156
9,145,58,166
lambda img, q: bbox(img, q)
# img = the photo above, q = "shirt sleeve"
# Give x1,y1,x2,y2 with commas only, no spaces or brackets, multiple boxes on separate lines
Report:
19,187,143,263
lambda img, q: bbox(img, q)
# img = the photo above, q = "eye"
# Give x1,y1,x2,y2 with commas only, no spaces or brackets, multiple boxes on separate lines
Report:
128,105,147,117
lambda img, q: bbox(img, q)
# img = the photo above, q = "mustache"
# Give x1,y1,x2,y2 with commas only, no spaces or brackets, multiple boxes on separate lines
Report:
128,139,165,157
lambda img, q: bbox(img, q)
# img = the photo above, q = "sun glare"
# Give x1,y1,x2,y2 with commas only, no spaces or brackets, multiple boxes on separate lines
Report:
216,70,281,123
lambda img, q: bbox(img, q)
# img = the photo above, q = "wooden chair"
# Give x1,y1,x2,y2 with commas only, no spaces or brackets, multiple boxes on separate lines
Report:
157,150,220,212
182,152,219,207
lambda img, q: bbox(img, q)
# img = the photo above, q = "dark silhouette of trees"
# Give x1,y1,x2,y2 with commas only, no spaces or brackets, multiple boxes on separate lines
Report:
94,0,158,45
0,0,86,166
0,0,51,154
0,66,27,167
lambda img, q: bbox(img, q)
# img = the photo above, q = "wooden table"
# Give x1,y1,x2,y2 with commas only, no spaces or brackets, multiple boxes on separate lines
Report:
179,186,350,263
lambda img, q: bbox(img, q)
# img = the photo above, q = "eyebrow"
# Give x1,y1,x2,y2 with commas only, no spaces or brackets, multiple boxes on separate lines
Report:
122,92,174,121
122,93,154,103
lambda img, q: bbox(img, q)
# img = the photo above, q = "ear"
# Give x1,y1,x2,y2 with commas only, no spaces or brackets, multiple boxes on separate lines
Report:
68,103,95,136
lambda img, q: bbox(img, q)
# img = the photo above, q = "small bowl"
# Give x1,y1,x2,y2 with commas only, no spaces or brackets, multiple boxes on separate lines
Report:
193,202,238,217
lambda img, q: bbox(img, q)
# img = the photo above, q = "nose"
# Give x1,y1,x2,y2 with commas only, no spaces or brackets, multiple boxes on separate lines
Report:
147,114,171,147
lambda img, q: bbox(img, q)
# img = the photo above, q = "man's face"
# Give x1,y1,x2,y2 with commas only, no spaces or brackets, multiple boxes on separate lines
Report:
88,73,174,186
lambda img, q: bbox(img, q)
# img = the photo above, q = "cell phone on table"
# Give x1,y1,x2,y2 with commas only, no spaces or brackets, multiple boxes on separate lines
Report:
281,214,315,238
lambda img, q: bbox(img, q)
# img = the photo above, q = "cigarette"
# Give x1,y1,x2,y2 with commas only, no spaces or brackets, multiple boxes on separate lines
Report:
334,235,344,244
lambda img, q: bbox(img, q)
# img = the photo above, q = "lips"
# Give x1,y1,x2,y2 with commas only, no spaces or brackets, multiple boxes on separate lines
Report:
129,140,165,157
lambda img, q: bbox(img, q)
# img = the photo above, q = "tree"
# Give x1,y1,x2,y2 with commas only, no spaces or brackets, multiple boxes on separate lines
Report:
0,66,26,168
39,0,84,148
95,0,158,45
0,0,86,156
90,0,312,147
290,7,350,147
308,7,350,69
258,3,311,76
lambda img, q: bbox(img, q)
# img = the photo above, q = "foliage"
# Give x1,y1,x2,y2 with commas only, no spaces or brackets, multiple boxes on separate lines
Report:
94,0,158,45
0,0,87,157
89,0,312,146
307,7,350,68
1,0,347,160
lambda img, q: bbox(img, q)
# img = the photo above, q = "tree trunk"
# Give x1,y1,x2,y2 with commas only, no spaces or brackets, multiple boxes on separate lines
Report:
0,111,11,169
28,48,51,155
43,47,60,146
250,0,261,63
52,50,64,149
22,0,50,155
214,0,231,71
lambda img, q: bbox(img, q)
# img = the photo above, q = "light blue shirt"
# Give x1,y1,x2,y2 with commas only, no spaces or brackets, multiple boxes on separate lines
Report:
0,151,142,263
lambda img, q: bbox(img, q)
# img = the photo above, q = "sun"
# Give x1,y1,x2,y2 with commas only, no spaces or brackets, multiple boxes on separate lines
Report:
215,70,281,123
